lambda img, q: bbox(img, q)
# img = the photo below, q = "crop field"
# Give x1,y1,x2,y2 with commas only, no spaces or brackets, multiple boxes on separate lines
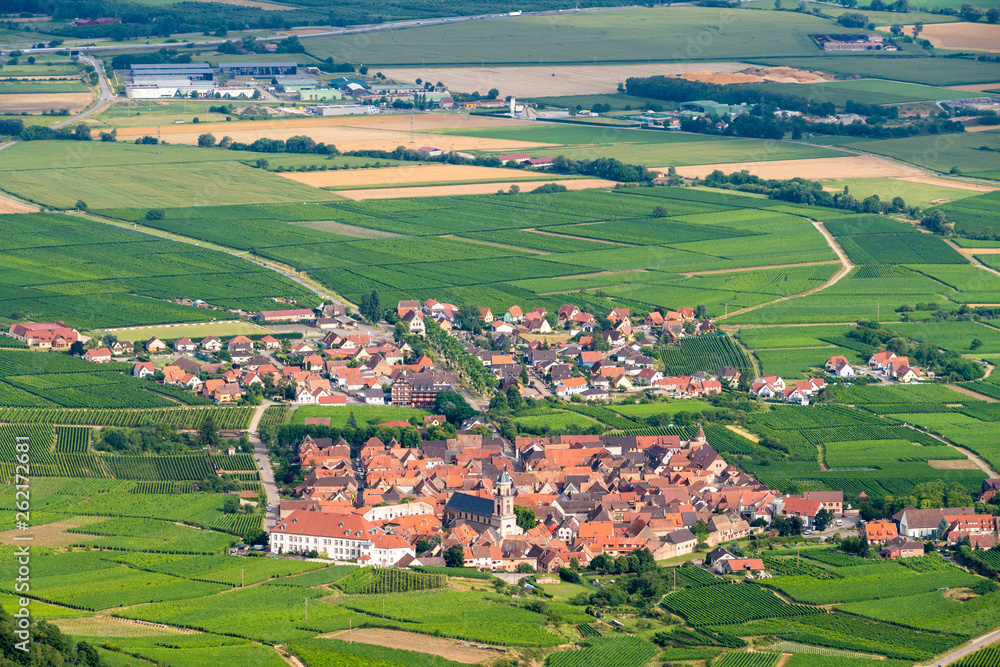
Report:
953,643,1000,667
658,334,755,378
727,612,963,660
820,130,1000,181
752,55,1000,87
839,590,1000,637
0,213,313,328
93,185,855,317
933,190,1000,237
67,517,239,553
339,589,562,646
765,566,979,605
335,566,446,594
94,634,289,667
546,637,658,667
711,653,781,667
309,7,842,64
110,553,324,586
289,637,471,667
0,406,253,429
759,78,980,106
663,583,820,625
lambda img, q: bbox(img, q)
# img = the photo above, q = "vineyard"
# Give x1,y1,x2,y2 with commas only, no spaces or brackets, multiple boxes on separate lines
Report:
103,454,216,481
212,453,257,471
335,566,446,594
657,334,754,379
546,637,657,667
952,642,1000,667
258,405,290,430
711,652,781,667
662,583,820,625
211,513,264,539
0,406,253,429
576,623,600,638
54,426,90,453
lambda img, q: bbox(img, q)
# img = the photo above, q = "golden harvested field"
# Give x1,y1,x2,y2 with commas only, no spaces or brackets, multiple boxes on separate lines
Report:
0,92,93,113
671,156,925,180
0,198,37,214
894,176,997,192
195,0,292,8
877,22,1000,53
279,163,558,188
377,63,752,98
336,178,616,200
332,629,490,663
114,114,548,152
55,616,196,637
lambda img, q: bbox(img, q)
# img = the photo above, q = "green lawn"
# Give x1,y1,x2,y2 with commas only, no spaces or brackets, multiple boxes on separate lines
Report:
291,405,429,427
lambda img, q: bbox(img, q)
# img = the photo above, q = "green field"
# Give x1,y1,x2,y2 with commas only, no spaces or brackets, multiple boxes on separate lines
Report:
816,130,1000,180
0,80,89,94
0,212,313,329
751,56,1000,86
0,141,339,209
759,79,980,107
435,123,841,166
291,405,429,427
818,178,982,208
308,7,842,65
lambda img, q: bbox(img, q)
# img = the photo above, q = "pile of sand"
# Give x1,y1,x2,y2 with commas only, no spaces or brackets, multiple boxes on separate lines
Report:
674,66,828,86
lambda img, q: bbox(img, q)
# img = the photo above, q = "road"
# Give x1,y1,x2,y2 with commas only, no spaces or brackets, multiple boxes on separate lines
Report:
717,219,853,322
922,625,1000,666
248,400,280,528
53,55,113,128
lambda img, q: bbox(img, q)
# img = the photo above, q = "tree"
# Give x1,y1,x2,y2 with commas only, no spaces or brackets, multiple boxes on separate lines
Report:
487,88,500,99
696,304,708,318
840,535,870,557
415,538,430,554
256,158,269,170
346,411,358,429
774,0,781,8
198,133,216,147
69,340,85,356
912,21,924,38
506,385,524,411
837,11,869,27
444,544,465,568
198,414,220,448
360,290,382,322
972,338,983,351
433,391,478,425
75,200,88,211
652,205,668,218
814,509,832,531
987,6,1000,23
508,184,520,195
517,562,535,573
514,505,536,531
960,3,985,21
146,209,165,221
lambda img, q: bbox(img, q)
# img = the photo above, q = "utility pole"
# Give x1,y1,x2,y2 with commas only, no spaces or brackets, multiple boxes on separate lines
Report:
673,568,676,593
157,125,161,154
304,597,308,621
409,108,414,144
241,568,244,587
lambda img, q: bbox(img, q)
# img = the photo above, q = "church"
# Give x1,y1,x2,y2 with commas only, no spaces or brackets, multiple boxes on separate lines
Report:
443,472,520,538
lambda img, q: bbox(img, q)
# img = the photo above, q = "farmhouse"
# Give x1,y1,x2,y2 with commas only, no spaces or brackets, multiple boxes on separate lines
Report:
8,321,79,350
269,510,414,565
84,348,112,363
881,537,925,559
894,505,976,538
825,355,855,377
865,519,898,544
256,309,315,324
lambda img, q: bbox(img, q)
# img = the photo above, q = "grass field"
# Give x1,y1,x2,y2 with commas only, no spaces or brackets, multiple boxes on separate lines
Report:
759,79,980,107
291,405,428,427
435,123,842,167
100,321,274,341
750,55,1000,86
308,7,843,65
0,141,338,209
819,178,984,207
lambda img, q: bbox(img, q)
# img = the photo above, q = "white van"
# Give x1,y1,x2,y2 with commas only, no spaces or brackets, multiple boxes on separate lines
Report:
836,519,843,527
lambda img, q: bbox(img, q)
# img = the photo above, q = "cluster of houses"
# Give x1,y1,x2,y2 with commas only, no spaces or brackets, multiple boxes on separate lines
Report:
824,351,924,383
750,375,827,405
864,492,1000,557
271,424,859,571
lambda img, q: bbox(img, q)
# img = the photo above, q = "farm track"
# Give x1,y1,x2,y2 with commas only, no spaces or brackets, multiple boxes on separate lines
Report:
945,239,1000,278
524,227,636,246
717,220,853,322
946,383,999,404
679,260,840,277
896,423,999,478
920,624,1000,667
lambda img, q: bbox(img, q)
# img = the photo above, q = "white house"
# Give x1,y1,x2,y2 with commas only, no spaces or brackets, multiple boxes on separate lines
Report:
269,510,414,565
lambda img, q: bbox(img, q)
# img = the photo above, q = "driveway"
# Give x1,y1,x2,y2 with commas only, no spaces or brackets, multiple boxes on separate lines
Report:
248,400,280,528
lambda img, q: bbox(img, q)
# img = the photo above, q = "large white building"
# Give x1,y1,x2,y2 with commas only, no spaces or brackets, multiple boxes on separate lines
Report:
269,510,414,565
